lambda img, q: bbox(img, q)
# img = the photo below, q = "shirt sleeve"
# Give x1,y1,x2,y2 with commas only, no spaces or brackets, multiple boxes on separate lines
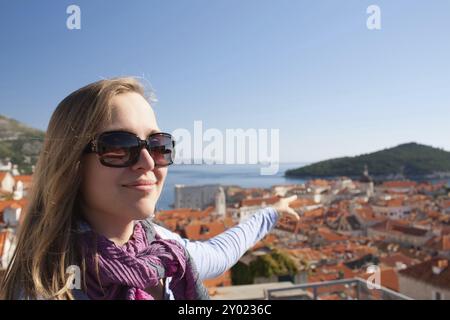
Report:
153,206,280,280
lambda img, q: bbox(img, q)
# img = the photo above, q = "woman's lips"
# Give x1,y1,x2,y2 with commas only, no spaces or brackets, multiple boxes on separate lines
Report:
123,181,157,192
123,184,156,191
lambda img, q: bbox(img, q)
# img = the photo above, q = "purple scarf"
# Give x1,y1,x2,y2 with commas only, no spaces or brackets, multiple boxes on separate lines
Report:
76,220,210,300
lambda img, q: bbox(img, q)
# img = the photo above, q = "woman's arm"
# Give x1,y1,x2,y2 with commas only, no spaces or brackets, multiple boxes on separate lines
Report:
153,207,280,280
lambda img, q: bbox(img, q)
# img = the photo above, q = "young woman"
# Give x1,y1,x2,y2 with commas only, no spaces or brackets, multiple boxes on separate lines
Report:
0,77,298,300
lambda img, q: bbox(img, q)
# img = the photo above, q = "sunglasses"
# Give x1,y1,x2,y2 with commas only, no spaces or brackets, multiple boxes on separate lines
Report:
83,130,176,168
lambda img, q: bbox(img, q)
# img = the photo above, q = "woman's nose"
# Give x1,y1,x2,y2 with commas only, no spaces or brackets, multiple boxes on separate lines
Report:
131,147,155,171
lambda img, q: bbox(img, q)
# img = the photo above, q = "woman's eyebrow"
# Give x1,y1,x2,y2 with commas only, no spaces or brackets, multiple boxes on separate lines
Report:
148,129,162,135
109,127,161,135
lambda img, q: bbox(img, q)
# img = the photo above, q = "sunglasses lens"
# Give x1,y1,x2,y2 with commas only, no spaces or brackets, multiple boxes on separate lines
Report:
97,132,138,166
148,134,175,166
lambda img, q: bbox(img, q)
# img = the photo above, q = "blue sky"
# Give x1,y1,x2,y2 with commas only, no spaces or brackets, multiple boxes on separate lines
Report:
1,0,449,162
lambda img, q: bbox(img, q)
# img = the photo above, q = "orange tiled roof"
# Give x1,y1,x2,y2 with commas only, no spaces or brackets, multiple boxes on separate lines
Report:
426,210,441,219
317,227,349,242
289,198,316,209
13,175,33,186
381,181,417,189
323,264,354,278
424,235,450,251
385,198,404,207
308,273,339,283
308,179,330,187
319,294,342,300
441,200,450,209
0,198,28,213
251,234,279,251
303,208,324,218
306,283,349,297
183,221,226,240
223,217,235,228
354,246,378,258
0,230,10,257
371,220,428,237
241,196,279,207
157,207,210,220
308,264,356,286
0,172,8,181
202,206,215,215
445,236,450,250
289,248,327,262
9,203,21,209
262,234,277,245
355,207,384,223
160,218,178,232
358,267,399,292
442,226,450,236
399,258,450,290
380,253,418,269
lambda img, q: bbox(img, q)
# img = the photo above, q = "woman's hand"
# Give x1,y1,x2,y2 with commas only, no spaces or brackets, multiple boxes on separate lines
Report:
271,195,300,221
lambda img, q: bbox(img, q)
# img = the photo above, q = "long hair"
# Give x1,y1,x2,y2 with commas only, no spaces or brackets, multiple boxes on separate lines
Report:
0,77,148,299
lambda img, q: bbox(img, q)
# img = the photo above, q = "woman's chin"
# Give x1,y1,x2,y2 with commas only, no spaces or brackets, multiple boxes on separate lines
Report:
122,197,158,220
132,204,156,220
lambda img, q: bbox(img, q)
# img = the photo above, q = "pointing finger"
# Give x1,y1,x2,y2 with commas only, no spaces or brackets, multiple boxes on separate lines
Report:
285,195,297,203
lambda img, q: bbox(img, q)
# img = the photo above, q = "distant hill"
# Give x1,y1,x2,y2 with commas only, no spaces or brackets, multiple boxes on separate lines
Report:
0,115,45,174
285,143,450,180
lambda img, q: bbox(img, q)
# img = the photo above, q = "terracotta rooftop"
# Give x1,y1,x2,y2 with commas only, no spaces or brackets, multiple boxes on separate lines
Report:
381,181,417,189
157,206,212,220
307,179,330,187
289,248,327,262
441,200,450,209
13,175,33,185
424,235,450,252
379,253,418,269
317,227,349,242
391,224,428,237
240,196,279,207
358,267,399,292
399,258,450,290
0,198,28,214
371,220,429,237
0,172,9,181
0,229,10,258
288,198,316,209
303,208,325,219
183,221,226,240
355,207,385,223
385,198,404,207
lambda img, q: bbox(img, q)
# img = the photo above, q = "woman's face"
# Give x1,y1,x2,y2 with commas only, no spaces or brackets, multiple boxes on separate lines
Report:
80,92,168,223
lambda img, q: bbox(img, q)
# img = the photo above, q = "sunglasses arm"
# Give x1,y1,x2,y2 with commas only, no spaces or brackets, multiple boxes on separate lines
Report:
83,140,97,154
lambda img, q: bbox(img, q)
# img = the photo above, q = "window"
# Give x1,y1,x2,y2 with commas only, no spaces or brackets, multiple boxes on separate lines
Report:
200,225,210,235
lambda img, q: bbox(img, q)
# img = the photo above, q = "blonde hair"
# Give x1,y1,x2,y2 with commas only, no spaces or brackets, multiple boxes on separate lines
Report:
0,77,148,299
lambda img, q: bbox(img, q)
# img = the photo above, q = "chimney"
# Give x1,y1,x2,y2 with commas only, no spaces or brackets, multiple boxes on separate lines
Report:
432,259,448,275
443,235,450,251
437,259,448,269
